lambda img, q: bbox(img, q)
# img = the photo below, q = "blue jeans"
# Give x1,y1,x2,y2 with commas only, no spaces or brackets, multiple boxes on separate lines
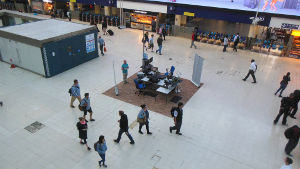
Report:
275,84,287,96
156,45,162,54
116,128,134,143
99,153,105,165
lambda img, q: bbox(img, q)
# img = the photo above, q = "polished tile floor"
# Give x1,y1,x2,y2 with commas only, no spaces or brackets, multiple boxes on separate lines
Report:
0,22,300,169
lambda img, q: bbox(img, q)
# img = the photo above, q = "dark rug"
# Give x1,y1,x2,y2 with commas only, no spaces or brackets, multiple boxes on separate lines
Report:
103,73,203,117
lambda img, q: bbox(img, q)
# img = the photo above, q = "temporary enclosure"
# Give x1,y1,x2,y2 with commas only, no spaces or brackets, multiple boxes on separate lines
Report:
0,12,99,77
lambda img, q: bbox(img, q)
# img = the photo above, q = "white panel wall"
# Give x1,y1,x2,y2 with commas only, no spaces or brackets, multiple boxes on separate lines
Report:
0,37,45,76
117,1,168,13
269,17,300,29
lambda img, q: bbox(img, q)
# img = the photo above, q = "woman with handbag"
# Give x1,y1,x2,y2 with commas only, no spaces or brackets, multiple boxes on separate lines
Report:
76,117,91,151
137,104,152,135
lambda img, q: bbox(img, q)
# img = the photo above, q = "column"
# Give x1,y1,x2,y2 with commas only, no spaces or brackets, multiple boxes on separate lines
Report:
175,15,186,26
95,5,101,14
112,7,118,16
69,2,75,11
104,6,111,16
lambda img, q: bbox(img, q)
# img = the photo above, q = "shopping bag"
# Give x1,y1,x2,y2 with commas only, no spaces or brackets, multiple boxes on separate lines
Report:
104,47,107,52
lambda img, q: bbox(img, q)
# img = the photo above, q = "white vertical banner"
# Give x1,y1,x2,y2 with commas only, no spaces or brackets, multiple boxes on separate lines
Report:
192,54,204,87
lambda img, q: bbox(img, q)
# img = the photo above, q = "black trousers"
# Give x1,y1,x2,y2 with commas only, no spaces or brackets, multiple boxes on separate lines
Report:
223,45,227,52
233,42,238,51
170,120,182,133
139,120,149,132
290,103,298,117
244,70,256,82
100,44,104,55
274,108,289,125
285,138,299,154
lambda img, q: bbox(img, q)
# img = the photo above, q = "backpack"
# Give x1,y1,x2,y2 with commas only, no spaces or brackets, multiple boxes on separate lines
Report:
68,88,72,96
170,107,177,117
94,141,99,151
284,125,299,139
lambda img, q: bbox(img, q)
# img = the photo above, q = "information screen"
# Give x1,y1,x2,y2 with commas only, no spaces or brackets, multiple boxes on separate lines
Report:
144,0,300,17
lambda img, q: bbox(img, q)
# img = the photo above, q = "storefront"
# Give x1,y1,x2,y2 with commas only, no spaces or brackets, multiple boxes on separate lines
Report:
290,30,300,58
129,11,157,31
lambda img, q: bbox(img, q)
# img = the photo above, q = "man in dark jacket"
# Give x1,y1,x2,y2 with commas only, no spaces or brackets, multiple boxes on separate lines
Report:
169,102,184,135
156,34,163,55
114,110,135,144
290,90,300,119
284,125,300,156
274,93,294,125
274,72,291,97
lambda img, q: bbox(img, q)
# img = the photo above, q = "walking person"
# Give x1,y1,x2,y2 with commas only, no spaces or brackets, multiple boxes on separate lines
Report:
95,135,108,168
289,90,300,119
76,117,91,151
274,93,294,125
233,33,240,52
190,31,197,49
102,19,107,35
70,79,81,108
156,34,163,55
162,26,167,40
275,72,291,97
242,59,257,83
121,60,129,84
98,36,105,56
0,101,2,107
169,102,184,135
114,110,135,144
137,104,152,135
79,93,95,121
148,34,154,52
67,10,71,21
284,125,300,157
223,35,228,52
280,157,293,169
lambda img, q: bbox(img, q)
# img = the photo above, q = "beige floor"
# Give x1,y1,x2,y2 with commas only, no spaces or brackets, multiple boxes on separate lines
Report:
0,14,300,169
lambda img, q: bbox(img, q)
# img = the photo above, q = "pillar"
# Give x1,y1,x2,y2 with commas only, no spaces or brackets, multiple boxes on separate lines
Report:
77,3,83,11
95,5,101,14
175,15,186,26
112,7,118,16
69,2,75,11
104,6,111,16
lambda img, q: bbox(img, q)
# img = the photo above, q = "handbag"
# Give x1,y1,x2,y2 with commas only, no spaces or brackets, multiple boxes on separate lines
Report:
78,105,83,111
104,47,107,52
137,117,146,123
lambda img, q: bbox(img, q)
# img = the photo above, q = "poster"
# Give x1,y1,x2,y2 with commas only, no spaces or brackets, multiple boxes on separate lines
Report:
144,0,300,17
85,33,95,53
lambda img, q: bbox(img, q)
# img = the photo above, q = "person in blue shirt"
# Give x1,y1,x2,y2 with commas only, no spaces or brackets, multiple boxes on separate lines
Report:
96,135,108,167
121,60,129,84
98,36,105,56
137,104,152,135
164,68,169,76
79,93,95,121
70,79,81,108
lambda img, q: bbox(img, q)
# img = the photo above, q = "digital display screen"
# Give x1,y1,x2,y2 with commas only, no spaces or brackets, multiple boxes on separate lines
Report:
144,0,300,17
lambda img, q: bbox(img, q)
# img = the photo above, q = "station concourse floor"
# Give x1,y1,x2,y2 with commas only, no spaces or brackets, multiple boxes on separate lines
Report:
0,23,300,169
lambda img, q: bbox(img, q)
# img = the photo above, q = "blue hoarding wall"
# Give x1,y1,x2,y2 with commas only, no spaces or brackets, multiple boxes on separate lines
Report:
167,5,271,26
41,30,99,78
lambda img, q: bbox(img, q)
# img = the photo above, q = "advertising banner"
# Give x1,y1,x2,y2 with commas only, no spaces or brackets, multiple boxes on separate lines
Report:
85,33,95,53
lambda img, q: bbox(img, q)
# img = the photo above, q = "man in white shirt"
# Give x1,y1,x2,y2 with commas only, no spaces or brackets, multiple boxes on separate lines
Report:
280,157,293,169
243,59,257,83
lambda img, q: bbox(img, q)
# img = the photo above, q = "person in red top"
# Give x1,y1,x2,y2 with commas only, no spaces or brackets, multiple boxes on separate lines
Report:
190,31,197,49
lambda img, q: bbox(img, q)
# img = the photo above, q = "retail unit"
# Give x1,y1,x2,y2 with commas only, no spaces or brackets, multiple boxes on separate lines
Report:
0,13,98,77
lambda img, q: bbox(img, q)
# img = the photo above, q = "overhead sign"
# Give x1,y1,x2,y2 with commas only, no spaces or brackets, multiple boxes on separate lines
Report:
183,12,194,17
143,0,300,17
281,23,299,30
